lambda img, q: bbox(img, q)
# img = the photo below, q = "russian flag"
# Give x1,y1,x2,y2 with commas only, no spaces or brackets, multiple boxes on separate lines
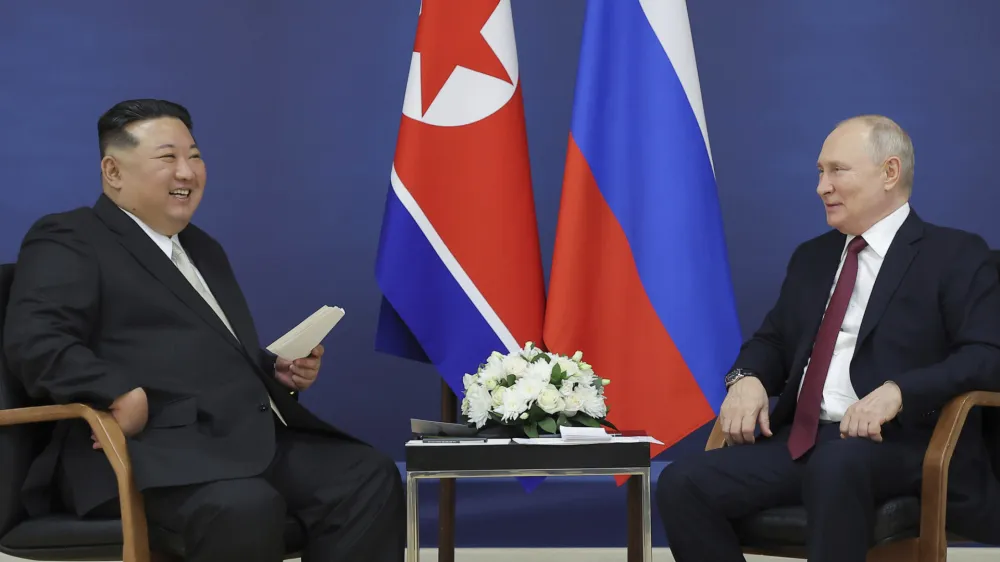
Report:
374,0,546,398
543,0,742,461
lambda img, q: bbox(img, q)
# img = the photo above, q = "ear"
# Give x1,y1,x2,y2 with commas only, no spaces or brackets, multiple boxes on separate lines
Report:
101,155,123,190
882,156,901,191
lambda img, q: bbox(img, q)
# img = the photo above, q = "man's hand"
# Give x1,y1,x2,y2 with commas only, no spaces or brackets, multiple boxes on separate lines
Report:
275,344,324,391
92,387,148,450
719,376,771,445
839,382,902,442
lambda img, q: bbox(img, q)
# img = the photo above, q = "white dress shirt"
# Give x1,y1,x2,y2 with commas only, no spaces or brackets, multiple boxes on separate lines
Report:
798,202,911,421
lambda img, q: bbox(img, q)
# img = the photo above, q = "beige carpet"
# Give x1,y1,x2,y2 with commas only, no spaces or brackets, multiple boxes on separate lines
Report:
3,547,998,561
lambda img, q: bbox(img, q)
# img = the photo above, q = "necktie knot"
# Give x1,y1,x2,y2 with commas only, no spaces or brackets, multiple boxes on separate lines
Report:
848,236,868,255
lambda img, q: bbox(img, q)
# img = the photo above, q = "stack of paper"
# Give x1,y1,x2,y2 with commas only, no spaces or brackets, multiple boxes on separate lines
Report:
558,426,612,442
266,305,345,359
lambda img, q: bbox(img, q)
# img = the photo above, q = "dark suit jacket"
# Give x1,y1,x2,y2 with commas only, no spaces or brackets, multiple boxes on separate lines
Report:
2,194,352,517
732,209,1000,541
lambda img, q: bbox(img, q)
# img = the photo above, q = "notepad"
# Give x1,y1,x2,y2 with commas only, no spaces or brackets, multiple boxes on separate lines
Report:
266,306,345,359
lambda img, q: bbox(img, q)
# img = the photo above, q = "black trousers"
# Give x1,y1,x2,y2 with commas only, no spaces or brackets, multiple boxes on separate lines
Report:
69,421,406,562
656,423,924,562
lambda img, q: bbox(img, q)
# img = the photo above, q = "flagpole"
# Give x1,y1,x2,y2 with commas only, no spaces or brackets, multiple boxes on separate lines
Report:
439,380,457,562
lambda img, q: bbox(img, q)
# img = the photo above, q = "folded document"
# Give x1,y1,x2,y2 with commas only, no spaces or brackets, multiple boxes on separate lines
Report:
267,305,345,359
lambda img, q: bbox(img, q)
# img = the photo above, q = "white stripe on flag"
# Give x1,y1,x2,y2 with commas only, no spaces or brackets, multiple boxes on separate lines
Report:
639,0,714,172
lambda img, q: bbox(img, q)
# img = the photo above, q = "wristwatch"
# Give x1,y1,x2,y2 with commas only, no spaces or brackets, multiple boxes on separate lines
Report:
725,368,758,389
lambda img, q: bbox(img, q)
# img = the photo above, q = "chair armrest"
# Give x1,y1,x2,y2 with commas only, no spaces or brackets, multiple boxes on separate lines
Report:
705,417,726,451
917,391,1000,562
0,404,150,562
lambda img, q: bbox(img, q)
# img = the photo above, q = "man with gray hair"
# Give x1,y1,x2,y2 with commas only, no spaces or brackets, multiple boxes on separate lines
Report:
656,115,1000,561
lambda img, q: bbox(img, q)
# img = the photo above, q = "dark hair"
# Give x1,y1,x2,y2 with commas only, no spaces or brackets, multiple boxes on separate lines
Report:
97,99,194,157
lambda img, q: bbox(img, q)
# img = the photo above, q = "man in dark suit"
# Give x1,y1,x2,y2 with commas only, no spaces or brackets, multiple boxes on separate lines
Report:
3,99,405,562
656,115,1000,561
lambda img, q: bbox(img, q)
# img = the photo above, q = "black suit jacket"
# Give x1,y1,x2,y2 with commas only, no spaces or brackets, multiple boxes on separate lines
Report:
732,209,1000,540
3,194,352,517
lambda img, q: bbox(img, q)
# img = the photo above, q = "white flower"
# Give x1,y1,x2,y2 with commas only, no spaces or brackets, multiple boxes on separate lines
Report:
575,386,607,419
502,354,529,378
572,350,583,361
537,385,566,414
512,376,545,402
478,356,506,387
463,384,492,428
491,386,507,408
494,386,529,421
523,361,552,384
462,373,478,390
562,393,582,416
520,342,543,361
555,356,580,377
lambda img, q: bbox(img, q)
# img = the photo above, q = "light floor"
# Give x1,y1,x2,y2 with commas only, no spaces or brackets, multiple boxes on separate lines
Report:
2,547,999,561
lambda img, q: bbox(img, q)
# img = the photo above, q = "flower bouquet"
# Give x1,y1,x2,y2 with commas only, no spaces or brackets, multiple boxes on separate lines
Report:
460,342,615,438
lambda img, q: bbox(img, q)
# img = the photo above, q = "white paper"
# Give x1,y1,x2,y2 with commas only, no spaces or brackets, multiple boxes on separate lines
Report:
511,436,665,446
266,305,345,359
558,426,612,441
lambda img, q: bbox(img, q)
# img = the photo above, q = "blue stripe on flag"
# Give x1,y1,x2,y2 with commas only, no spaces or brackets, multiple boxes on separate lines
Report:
374,188,508,394
569,0,740,411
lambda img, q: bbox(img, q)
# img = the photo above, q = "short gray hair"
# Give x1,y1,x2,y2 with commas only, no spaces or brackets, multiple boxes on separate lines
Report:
838,115,915,193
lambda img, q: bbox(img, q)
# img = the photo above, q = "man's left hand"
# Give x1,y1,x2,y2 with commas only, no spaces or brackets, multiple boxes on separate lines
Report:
275,344,324,391
840,381,903,442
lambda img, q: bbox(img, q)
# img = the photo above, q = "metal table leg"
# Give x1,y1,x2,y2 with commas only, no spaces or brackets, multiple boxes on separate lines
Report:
641,467,652,561
407,473,420,562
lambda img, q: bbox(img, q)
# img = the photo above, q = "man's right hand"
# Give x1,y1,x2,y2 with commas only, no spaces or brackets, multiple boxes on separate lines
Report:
93,387,148,450
719,376,771,445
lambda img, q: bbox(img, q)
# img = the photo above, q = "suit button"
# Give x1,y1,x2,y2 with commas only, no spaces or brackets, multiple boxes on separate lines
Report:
259,403,268,412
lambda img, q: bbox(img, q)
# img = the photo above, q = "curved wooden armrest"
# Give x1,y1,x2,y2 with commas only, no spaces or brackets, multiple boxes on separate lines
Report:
916,391,1000,562
705,416,726,451
0,403,150,562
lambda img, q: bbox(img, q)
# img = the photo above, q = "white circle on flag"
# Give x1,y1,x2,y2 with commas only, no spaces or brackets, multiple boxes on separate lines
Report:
401,0,519,127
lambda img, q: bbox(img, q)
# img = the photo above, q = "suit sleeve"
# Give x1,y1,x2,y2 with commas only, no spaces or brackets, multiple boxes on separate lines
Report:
259,348,299,400
893,234,1000,418
2,216,136,408
729,246,802,396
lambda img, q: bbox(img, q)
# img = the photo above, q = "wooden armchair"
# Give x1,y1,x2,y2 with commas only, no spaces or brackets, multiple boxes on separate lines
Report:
704,391,1000,562
0,263,303,561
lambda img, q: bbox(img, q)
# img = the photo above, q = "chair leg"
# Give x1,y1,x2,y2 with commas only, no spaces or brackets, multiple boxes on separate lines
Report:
867,539,921,562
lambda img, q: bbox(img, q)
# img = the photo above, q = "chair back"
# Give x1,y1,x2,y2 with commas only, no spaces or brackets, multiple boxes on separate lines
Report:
0,264,51,536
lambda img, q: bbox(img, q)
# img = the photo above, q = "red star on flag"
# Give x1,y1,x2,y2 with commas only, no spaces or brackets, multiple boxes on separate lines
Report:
413,1,512,115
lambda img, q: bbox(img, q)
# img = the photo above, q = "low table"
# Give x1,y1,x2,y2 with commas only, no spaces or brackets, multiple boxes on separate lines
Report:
404,439,653,561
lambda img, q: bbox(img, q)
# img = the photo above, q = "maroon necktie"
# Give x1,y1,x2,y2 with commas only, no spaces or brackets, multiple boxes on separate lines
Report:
787,236,868,459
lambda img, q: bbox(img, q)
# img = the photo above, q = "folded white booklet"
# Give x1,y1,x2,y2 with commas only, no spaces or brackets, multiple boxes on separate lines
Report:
267,305,345,359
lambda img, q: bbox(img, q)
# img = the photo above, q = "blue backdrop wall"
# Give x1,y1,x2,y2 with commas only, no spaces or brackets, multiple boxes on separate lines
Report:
3,0,1000,548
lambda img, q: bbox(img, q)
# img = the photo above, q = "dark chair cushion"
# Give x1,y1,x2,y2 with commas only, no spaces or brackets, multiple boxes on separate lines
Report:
0,514,306,560
733,496,920,548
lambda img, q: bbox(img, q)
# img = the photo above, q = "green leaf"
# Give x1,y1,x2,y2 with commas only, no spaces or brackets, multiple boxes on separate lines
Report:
557,413,570,427
538,417,558,434
506,374,516,386
598,418,619,431
524,422,538,439
574,415,601,428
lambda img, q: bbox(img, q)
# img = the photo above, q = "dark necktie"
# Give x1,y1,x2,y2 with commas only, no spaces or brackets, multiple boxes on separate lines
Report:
787,235,868,459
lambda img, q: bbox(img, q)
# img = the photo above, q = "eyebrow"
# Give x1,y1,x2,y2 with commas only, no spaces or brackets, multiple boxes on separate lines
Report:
155,143,199,150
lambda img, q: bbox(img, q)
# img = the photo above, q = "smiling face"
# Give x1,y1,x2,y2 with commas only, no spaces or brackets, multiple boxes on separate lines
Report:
101,117,205,236
816,119,905,236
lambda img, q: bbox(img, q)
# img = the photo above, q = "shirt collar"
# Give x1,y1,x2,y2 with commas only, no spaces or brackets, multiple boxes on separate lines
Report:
846,201,910,259
118,207,180,259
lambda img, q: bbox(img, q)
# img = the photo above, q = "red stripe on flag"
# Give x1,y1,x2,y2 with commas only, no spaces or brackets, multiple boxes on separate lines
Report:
393,85,545,348
544,135,716,462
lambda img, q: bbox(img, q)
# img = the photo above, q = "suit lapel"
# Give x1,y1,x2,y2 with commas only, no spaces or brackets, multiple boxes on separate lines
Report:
178,228,260,358
789,232,847,382
92,195,243,351
857,212,924,347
